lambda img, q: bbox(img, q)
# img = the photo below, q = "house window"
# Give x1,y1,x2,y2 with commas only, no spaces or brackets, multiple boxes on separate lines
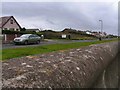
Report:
16,29,19,31
4,28,8,30
9,28,14,31
10,19,13,24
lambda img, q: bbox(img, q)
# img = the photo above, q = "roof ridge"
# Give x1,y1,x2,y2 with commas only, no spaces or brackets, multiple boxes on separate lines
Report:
0,16,21,29
0,16,13,18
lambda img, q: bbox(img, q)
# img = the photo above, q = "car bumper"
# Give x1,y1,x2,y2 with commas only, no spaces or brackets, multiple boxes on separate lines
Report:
13,41,25,44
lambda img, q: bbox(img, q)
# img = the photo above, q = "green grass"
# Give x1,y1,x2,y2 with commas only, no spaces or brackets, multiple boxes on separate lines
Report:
1,39,118,61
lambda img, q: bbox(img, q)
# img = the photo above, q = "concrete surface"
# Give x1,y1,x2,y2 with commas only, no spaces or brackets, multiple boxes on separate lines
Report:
92,52,119,88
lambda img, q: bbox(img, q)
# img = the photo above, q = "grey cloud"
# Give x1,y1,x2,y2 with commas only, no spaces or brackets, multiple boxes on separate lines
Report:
2,2,118,35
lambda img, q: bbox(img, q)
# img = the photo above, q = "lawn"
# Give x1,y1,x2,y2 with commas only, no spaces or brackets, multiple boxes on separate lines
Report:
1,39,118,60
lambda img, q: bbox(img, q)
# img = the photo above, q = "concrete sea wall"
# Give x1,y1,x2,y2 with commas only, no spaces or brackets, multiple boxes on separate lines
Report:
2,41,119,88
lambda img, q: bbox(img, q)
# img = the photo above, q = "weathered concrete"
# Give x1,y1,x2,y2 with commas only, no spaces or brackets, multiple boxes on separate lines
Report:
2,41,119,88
92,52,119,88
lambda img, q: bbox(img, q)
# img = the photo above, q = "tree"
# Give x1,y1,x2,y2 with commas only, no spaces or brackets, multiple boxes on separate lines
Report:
21,27,26,31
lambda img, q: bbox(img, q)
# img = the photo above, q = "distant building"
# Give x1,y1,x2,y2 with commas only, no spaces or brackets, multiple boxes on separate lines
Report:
26,29,40,32
61,34,67,38
91,32,100,37
0,16,21,31
86,31,92,35
85,30,107,38
99,32,107,37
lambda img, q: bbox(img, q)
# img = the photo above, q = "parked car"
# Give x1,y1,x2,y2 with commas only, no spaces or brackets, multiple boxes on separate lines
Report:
13,34,41,45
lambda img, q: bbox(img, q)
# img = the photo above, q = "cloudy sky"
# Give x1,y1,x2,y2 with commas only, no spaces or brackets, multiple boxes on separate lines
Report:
1,0,118,35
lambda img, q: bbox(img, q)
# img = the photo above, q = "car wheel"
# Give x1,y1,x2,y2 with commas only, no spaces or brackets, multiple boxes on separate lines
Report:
36,40,40,44
24,41,28,45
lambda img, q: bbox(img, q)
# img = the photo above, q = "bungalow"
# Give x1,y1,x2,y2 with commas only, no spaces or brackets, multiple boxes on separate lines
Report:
0,16,21,31
0,16,22,43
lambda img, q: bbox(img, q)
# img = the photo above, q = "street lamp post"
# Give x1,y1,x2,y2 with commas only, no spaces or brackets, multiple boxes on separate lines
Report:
99,20,103,33
99,20,103,40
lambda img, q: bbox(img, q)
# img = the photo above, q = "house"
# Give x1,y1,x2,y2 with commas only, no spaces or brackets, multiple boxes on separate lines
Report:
86,31,92,35
0,16,22,43
89,31,107,38
0,16,21,31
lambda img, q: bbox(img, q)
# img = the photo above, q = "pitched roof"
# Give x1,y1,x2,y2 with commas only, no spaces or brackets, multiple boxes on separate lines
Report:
0,16,11,27
0,16,21,28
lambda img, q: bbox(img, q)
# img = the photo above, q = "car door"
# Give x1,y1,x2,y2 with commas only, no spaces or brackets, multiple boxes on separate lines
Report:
34,35,40,42
32,35,38,43
29,35,35,43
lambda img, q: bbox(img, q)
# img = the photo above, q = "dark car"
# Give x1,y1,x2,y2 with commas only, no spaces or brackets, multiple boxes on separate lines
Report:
13,34,41,45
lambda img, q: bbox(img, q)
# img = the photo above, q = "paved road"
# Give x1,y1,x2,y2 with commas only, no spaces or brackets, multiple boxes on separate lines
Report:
2,39,97,49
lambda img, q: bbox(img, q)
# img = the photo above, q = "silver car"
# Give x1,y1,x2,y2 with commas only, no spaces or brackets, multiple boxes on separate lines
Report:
14,34,41,45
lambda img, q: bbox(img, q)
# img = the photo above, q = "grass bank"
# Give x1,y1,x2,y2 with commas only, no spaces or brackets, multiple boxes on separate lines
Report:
2,39,118,60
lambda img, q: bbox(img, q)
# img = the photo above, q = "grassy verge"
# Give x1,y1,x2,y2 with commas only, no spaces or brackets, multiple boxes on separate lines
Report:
1,39,118,61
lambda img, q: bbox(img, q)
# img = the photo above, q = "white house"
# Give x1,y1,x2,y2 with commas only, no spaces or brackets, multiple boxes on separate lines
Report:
0,16,21,31
0,16,22,43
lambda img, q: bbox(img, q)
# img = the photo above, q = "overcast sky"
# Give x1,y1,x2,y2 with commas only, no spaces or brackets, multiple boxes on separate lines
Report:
1,1,118,35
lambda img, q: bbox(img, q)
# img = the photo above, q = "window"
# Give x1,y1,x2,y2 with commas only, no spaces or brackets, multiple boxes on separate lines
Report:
9,28,14,31
10,19,13,24
4,28,7,30
16,29,19,31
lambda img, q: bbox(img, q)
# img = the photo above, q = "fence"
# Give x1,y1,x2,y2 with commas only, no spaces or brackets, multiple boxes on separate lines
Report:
2,34,21,43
